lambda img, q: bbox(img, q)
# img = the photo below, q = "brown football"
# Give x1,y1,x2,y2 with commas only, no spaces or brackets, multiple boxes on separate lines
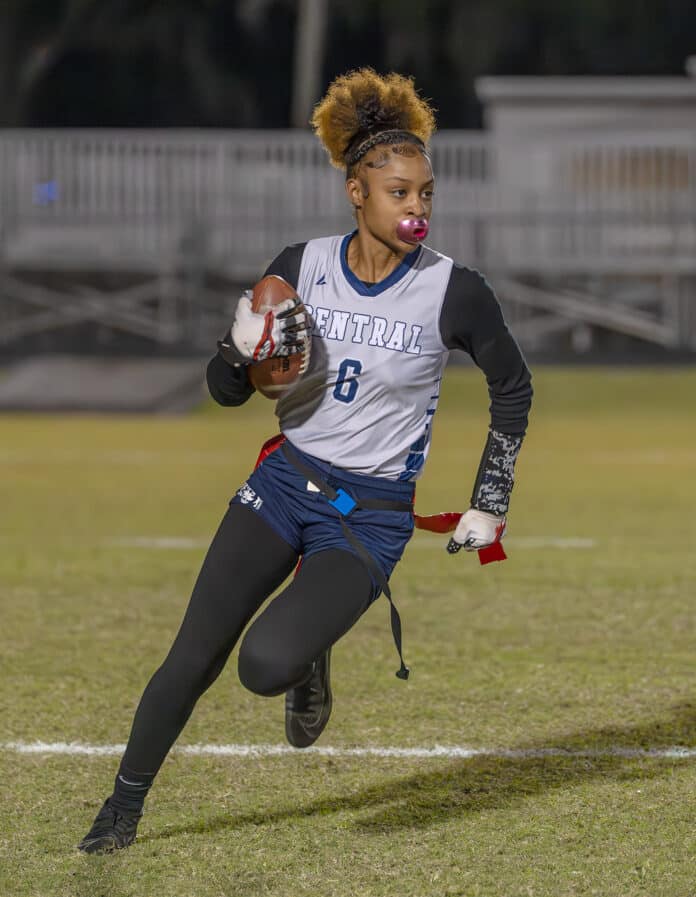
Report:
247,275,308,399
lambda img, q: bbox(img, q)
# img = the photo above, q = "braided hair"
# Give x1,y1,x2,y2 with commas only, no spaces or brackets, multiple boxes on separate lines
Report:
310,68,437,179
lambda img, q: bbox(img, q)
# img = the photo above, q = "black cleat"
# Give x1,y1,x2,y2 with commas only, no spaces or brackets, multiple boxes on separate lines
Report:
77,798,141,854
285,648,333,748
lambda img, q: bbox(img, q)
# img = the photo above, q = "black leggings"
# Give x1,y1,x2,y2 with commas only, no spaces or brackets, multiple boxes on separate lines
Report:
121,503,373,776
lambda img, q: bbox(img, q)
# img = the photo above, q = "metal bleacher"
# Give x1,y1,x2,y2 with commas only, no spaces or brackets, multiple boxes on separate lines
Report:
1,128,695,356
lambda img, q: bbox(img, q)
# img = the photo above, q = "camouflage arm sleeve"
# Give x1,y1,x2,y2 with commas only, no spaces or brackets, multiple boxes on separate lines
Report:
470,429,523,516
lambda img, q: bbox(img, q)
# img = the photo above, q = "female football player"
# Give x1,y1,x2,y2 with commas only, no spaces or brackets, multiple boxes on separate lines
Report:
79,67,532,853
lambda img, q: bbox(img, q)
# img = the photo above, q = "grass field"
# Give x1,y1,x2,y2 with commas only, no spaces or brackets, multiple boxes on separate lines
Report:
1,366,695,897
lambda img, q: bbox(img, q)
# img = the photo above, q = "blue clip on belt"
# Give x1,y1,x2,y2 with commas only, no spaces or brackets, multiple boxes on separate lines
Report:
328,488,357,516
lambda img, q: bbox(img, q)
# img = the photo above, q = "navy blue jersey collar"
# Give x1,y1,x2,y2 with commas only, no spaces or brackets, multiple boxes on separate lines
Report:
340,230,421,297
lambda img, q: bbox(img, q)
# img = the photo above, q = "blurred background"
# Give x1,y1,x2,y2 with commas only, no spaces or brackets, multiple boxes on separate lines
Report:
0,0,695,410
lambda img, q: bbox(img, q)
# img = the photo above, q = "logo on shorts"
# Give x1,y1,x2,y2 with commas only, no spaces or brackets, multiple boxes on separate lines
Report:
237,482,263,511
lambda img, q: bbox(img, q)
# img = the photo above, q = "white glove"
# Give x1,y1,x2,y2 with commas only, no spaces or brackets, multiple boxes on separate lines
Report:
228,292,309,362
447,508,506,554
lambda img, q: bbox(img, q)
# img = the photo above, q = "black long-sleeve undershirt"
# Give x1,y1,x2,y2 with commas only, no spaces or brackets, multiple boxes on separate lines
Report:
438,264,532,437
205,353,254,407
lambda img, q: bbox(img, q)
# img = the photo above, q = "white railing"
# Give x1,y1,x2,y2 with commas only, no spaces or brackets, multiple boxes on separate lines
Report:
2,129,694,276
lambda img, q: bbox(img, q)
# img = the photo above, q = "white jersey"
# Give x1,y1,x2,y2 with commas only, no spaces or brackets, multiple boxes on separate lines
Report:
276,233,453,481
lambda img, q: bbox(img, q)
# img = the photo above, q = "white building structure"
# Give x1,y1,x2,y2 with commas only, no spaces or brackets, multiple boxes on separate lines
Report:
477,75,696,138
470,71,696,354
0,68,695,358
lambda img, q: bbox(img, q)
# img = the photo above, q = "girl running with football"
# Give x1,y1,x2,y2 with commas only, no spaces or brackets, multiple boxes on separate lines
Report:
79,67,532,853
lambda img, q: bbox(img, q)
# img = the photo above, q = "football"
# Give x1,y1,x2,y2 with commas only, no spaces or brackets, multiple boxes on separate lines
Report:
247,275,309,399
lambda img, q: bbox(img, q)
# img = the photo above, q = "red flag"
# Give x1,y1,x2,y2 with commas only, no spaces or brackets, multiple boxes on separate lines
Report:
477,541,507,564
414,511,461,533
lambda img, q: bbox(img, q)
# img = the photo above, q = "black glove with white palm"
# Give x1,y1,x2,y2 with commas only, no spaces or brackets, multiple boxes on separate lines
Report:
217,291,309,366
447,508,506,554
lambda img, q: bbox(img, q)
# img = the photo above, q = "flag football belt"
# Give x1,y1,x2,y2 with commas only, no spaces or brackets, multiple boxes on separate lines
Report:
281,442,412,681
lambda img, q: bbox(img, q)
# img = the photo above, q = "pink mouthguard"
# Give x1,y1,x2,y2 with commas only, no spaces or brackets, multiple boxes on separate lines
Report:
396,217,429,244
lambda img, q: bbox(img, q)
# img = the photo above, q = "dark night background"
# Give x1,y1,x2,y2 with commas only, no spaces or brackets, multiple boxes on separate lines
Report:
1,0,695,130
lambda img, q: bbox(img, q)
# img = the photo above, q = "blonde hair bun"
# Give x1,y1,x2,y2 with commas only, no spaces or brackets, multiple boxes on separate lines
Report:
311,67,437,171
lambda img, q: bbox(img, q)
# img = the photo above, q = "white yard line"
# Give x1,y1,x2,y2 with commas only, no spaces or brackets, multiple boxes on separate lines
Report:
0,450,233,465
2,741,693,760
108,535,598,551
108,536,209,549
505,537,596,549
589,451,696,465
409,536,597,550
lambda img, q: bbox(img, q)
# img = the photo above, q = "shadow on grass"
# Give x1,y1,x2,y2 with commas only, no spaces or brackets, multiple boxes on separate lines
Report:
142,700,696,841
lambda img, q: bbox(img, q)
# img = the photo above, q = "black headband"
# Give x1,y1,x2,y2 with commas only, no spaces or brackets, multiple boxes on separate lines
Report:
344,129,426,168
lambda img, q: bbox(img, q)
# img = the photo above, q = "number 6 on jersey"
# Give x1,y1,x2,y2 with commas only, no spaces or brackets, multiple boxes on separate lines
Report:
333,358,363,404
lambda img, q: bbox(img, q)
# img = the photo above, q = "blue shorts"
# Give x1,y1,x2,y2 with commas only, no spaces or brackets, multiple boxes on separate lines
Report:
230,440,415,601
